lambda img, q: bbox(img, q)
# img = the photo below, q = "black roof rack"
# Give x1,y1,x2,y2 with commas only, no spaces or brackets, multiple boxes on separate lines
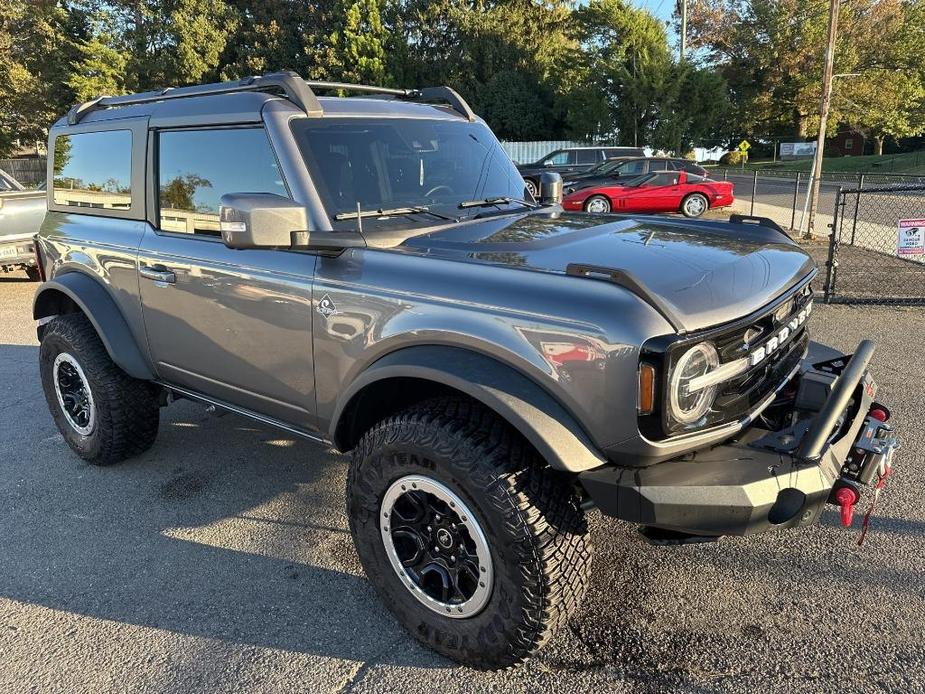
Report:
66,72,477,125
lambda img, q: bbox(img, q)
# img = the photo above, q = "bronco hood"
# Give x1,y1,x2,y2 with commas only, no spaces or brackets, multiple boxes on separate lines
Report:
383,212,816,333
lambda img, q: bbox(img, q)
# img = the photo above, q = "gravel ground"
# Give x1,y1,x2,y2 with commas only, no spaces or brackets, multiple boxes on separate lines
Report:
1,271,924,693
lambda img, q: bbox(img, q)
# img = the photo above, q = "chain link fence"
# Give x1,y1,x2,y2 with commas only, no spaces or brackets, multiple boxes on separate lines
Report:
823,184,925,304
708,168,925,235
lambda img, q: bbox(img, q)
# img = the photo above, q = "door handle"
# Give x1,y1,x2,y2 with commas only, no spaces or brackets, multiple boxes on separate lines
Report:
140,263,176,284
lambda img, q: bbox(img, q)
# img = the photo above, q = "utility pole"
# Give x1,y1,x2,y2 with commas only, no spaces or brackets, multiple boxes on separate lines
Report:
805,0,840,238
680,0,688,60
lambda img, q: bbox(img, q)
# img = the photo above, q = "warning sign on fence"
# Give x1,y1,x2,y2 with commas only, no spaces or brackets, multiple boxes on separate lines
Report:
897,219,925,256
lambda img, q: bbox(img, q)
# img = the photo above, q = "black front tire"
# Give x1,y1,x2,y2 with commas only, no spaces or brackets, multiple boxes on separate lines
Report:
347,398,592,669
25,265,41,282
39,313,160,465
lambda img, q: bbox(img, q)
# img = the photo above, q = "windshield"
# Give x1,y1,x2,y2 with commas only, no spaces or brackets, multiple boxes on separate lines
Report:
291,118,529,227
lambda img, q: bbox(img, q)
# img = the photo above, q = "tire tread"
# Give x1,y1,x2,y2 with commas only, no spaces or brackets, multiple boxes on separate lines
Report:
40,313,159,465
348,396,591,668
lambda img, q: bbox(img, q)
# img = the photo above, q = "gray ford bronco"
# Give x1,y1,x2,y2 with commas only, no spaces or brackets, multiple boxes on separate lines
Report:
34,72,899,669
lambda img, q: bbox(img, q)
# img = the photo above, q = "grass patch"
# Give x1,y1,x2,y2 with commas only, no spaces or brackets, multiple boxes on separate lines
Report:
733,151,925,175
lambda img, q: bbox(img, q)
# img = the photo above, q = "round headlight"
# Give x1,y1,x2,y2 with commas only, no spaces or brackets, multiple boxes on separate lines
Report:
669,342,720,424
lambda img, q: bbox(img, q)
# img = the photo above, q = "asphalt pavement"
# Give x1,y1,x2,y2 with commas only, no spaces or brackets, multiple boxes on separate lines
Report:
1,271,924,693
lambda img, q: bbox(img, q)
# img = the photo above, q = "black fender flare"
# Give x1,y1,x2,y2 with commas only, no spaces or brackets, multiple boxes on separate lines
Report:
331,346,606,473
33,272,155,380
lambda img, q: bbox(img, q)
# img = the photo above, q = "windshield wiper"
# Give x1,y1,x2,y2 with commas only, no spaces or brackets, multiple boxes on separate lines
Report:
458,196,540,210
333,205,458,223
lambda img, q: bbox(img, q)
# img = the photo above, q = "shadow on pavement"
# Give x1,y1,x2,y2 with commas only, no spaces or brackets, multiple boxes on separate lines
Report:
0,342,446,669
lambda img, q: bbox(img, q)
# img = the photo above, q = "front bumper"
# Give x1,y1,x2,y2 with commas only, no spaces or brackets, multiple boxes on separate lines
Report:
580,340,898,536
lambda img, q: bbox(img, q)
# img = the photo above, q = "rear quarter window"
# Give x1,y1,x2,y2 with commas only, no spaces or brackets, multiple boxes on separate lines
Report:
52,130,132,210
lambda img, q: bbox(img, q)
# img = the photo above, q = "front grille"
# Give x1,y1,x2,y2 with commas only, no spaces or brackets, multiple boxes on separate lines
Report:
712,329,808,418
639,278,814,440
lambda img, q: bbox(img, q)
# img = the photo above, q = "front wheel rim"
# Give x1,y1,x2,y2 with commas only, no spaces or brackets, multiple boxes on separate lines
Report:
685,196,706,215
524,180,537,197
53,352,96,436
380,475,493,619
586,197,609,213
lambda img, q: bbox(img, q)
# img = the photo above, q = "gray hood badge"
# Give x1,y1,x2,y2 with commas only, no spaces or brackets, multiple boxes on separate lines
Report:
317,294,338,317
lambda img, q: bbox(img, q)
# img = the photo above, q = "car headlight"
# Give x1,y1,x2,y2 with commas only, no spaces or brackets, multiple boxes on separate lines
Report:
668,342,719,425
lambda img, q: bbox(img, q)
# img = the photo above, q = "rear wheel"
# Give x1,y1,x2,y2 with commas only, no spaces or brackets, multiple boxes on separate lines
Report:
584,195,612,213
39,313,160,465
25,265,41,282
347,398,592,669
523,178,538,198
681,193,708,218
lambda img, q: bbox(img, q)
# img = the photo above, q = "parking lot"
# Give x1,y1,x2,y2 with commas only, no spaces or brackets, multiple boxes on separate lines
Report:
2,272,924,693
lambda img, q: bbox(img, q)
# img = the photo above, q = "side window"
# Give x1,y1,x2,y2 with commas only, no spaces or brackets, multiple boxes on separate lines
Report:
157,128,287,235
544,151,570,166
0,175,11,191
646,172,679,187
618,160,646,175
53,130,132,210
686,173,706,183
576,150,599,165
647,160,673,173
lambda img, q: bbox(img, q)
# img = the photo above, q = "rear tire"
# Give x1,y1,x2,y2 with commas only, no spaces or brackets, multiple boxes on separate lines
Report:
347,397,592,669
584,195,612,213
39,313,160,465
524,178,538,199
681,193,708,218
25,266,41,282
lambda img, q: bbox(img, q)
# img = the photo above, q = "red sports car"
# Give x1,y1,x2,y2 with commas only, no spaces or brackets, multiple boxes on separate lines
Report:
561,170,735,218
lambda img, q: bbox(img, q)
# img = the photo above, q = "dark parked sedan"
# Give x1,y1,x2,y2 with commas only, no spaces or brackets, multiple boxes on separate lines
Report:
517,146,645,197
563,157,707,193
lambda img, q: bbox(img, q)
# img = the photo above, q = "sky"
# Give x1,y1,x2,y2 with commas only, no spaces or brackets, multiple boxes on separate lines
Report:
632,0,675,24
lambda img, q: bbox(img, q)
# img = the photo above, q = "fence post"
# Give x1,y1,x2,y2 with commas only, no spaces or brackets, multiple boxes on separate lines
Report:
822,187,843,304
849,173,864,246
750,170,758,215
723,169,728,181
790,172,801,231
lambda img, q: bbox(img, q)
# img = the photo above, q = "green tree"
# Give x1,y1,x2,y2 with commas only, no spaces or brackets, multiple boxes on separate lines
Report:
328,0,388,85
69,15,130,100
0,1,87,156
687,0,925,146
218,0,340,80
388,0,581,141
70,0,234,94
651,64,730,154
836,0,925,154
576,0,674,146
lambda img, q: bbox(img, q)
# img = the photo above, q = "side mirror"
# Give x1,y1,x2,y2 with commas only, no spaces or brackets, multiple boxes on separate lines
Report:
219,193,307,249
219,193,365,253
538,172,563,205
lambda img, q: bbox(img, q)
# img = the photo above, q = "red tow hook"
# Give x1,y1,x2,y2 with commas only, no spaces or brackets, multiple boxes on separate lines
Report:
834,487,859,527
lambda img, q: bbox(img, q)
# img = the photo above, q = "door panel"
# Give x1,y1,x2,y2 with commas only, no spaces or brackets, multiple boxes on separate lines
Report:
138,230,318,426
138,125,318,428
